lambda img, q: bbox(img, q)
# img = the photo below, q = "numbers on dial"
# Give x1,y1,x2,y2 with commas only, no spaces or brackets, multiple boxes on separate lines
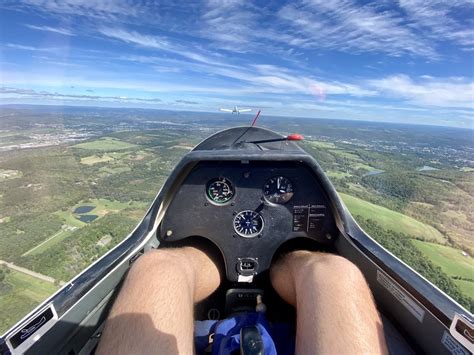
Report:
206,177,234,204
233,210,264,238
263,176,294,204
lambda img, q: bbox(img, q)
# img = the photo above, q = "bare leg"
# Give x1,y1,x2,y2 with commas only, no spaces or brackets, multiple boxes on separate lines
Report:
270,251,388,354
97,247,221,355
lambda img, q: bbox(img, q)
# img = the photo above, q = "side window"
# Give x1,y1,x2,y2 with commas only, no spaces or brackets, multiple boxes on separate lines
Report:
0,111,206,333
304,127,474,313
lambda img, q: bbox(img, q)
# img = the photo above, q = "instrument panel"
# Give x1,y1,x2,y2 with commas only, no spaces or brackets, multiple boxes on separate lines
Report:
160,161,338,282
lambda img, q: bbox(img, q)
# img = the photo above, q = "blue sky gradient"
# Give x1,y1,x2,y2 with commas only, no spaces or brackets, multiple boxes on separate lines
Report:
0,0,473,127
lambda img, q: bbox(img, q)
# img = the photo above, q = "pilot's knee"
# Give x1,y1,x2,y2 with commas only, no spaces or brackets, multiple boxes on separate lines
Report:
321,254,364,278
128,248,193,279
285,251,366,284
315,254,369,291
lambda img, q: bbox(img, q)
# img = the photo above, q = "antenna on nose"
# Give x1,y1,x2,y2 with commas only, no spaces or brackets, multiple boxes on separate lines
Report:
251,110,261,127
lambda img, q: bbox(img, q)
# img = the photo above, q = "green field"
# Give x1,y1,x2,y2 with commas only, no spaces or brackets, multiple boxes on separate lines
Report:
54,210,87,228
340,193,446,243
327,170,352,179
329,149,361,161
412,240,473,278
307,140,336,149
412,240,474,296
65,198,132,220
72,137,137,151
452,279,474,297
79,198,132,214
0,268,58,333
80,154,115,165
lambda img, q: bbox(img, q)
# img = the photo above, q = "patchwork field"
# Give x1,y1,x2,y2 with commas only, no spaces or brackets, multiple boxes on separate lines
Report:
306,140,336,149
80,155,114,165
412,240,474,295
340,193,446,243
72,137,137,151
0,268,58,333
327,171,352,179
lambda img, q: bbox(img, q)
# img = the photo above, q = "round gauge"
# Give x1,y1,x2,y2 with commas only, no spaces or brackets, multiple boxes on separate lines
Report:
233,210,264,238
206,177,234,204
263,176,294,204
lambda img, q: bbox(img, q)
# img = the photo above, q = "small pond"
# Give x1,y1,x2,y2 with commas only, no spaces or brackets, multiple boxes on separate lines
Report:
74,205,96,214
77,214,98,223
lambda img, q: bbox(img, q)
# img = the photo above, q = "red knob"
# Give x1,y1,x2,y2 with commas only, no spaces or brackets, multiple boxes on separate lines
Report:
287,134,304,141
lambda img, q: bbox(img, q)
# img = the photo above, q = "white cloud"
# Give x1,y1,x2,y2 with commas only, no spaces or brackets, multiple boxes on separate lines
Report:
99,27,172,51
15,0,142,21
5,43,60,52
398,0,474,50
277,0,437,57
368,75,474,108
200,0,259,52
196,0,472,59
98,28,239,69
25,24,74,36
11,0,474,60
6,43,39,51
0,87,161,103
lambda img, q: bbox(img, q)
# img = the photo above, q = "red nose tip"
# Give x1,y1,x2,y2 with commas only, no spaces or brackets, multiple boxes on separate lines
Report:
287,134,304,141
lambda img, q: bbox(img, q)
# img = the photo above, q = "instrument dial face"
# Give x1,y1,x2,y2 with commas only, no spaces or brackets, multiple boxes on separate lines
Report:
206,177,234,204
263,176,294,204
233,210,264,238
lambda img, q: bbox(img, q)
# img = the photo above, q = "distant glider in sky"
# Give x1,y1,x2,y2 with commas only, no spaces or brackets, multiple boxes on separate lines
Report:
220,106,252,114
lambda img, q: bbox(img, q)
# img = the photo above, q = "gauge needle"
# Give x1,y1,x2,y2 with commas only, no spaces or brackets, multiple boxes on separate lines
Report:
277,177,281,189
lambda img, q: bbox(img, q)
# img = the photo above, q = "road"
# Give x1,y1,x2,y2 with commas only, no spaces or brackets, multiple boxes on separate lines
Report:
22,229,65,257
0,260,56,284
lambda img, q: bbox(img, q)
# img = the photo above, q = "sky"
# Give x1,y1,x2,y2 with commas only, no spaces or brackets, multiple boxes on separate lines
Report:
0,0,473,128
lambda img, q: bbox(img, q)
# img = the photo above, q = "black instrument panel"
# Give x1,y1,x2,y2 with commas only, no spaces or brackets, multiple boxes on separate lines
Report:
160,161,338,281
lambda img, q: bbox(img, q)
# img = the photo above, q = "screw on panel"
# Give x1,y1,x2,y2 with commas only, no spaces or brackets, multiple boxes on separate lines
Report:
326,233,332,240
166,230,173,238
65,283,74,294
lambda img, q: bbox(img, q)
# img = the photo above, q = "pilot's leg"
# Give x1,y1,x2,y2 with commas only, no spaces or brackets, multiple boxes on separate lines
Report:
270,251,388,354
96,247,221,355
